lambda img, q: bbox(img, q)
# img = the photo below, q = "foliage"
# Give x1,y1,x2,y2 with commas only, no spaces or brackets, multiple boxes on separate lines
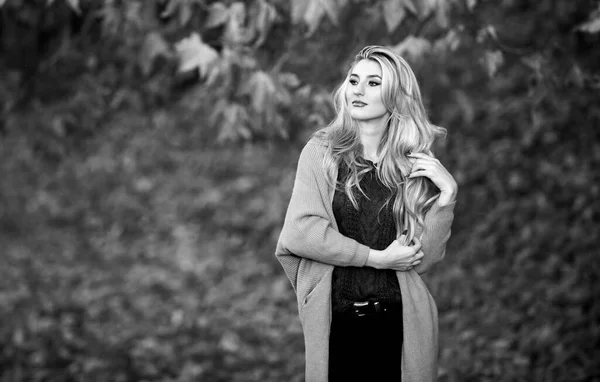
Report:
1,0,600,381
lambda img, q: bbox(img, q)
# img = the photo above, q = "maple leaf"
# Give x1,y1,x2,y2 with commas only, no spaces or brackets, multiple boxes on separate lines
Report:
205,2,229,28
161,0,195,26
223,2,255,45
213,102,252,142
174,33,219,80
139,32,171,76
482,50,504,77
66,0,81,14
251,0,278,48
303,0,326,35
292,0,348,36
577,3,600,34
391,35,432,61
239,71,277,113
382,0,407,32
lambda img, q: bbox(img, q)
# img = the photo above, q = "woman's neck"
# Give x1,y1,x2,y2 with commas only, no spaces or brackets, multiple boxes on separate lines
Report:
358,121,386,162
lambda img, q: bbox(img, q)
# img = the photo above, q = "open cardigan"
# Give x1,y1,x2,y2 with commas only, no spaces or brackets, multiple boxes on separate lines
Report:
275,137,455,382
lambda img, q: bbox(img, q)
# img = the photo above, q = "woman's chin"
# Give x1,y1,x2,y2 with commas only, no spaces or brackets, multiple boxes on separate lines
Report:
349,110,369,121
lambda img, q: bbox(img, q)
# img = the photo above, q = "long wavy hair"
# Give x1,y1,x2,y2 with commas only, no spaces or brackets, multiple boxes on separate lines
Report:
314,45,447,243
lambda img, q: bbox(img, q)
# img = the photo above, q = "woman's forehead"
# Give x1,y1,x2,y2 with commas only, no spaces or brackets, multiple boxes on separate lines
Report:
351,59,382,77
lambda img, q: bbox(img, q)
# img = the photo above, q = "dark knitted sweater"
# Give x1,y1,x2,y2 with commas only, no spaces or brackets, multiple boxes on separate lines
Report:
331,160,402,313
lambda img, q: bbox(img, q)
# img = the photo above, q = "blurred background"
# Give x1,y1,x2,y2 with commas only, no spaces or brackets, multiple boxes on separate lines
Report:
1,0,599,381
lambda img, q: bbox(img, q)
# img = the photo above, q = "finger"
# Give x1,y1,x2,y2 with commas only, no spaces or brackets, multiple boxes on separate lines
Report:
411,161,438,172
410,162,437,176
411,240,422,253
398,230,408,243
412,260,422,266
414,250,424,261
408,170,430,178
407,152,434,160
409,156,441,170
409,152,440,163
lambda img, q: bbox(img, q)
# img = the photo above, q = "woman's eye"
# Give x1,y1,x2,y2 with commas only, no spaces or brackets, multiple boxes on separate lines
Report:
369,81,380,86
349,79,358,85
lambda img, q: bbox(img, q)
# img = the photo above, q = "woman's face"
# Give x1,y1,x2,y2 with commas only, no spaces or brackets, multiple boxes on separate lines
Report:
345,59,389,125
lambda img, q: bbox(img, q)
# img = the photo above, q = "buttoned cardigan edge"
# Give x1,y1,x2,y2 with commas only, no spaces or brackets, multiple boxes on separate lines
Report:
275,137,455,382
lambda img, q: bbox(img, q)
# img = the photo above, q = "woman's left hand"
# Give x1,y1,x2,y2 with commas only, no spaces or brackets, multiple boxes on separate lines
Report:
407,152,457,206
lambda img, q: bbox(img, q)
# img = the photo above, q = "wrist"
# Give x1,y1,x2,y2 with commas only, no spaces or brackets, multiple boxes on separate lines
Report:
438,189,457,206
366,249,382,269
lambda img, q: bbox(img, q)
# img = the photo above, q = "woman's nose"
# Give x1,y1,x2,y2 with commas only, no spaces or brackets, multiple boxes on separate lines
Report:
353,82,365,95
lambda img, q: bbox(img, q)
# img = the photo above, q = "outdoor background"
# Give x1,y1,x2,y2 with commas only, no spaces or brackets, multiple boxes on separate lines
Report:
1,0,599,381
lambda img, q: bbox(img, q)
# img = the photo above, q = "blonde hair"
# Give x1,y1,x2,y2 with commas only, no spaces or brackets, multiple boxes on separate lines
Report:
314,45,447,243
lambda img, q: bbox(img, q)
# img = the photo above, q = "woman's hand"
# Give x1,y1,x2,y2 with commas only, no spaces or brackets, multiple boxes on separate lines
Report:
407,151,458,206
367,236,424,271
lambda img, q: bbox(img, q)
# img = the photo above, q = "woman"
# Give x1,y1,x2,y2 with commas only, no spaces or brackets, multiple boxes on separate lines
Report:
276,45,457,381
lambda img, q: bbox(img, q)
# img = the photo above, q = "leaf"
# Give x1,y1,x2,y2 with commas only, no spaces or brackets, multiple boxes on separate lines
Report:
382,0,406,32
139,32,171,76
179,1,193,26
566,64,584,88
174,33,219,80
217,103,252,142
433,28,461,54
278,72,301,89
205,2,229,28
292,0,348,35
435,0,452,28
402,0,418,14
161,0,194,26
100,2,121,36
320,0,346,25
303,0,326,35
577,5,600,34
291,0,310,23
482,49,504,77
578,18,600,33
251,0,278,48
520,53,543,73
224,2,255,45
390,35,432,61
125,3,144,32
239,71,277,113
415,0,437,19
66,0,81,14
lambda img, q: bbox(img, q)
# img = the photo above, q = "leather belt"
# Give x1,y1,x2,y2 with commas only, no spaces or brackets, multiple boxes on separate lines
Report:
342,300,403,317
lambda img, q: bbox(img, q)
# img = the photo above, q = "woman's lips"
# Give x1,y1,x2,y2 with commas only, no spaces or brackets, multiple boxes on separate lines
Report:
352,100,367,107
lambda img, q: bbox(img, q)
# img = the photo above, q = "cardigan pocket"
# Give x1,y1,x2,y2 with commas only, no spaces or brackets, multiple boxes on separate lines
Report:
299,270,330,324
297,259,332,321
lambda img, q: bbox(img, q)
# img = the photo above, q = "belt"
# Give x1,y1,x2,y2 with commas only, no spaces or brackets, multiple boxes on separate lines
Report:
341,300,403,317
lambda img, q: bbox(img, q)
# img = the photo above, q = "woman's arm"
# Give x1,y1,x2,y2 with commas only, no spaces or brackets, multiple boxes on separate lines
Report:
413,199,455,274
277,141,371,267
405,151,457,273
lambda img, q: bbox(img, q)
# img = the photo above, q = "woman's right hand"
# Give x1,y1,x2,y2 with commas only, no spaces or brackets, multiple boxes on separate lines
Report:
366,236,424,271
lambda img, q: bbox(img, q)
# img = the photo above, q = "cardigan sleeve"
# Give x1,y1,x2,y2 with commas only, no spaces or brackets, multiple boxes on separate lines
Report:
276,140,371,267
414,199,455,274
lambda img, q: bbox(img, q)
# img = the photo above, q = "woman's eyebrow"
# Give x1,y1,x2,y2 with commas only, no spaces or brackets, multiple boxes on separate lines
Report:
350,73,382,79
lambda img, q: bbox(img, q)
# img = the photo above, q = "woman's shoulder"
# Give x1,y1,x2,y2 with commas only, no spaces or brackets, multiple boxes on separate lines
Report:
300,134,329,159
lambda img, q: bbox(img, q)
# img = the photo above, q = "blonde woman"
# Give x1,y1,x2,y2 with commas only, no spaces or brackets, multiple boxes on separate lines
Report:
276,45,457,381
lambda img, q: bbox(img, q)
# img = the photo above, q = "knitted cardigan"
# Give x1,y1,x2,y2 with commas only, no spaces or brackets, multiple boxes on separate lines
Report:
275,137,455,382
